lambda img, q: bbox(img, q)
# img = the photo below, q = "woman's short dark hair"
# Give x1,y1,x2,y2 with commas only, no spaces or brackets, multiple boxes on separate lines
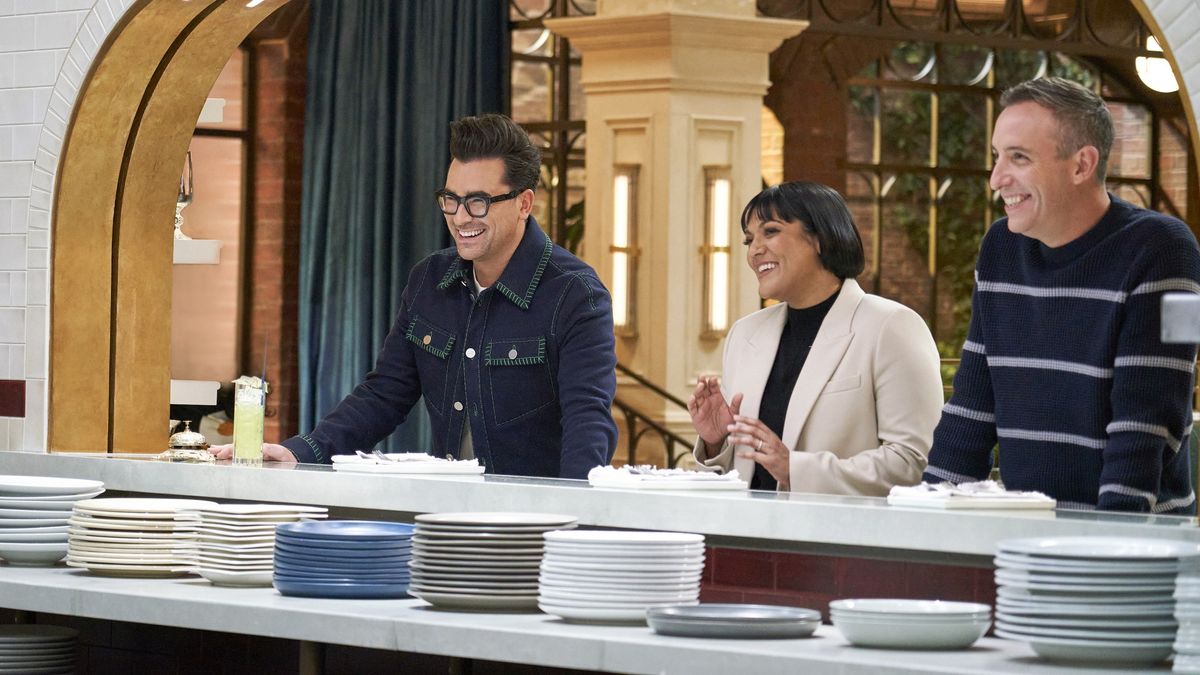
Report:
740,181,865,280
449,114,541,193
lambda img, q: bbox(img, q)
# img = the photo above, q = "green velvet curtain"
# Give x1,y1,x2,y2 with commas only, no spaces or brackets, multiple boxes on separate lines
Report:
299,0,508,452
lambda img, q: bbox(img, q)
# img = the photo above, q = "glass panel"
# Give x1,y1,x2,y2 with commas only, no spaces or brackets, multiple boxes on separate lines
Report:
880,89,931,165
1021,0,1075,39
197,49,244,132
1107,102,1151,180
955,0,1008,34
511,60,553,124
1109,183,1150,207
567,0,597,16
1084,0,1139,48
888,0,941,30
510,0,553,21
878,173,932,321
171,136,244,382
938,44,992,86
819,0,877,22
1158,118,1189,219
937,92,988,169
569,63,584,121
845,171,878,286
993,49,1046,90
1049,54,1096,89
884,42,936,82
847,86,877,164
934,176,988,351
512,28,553,58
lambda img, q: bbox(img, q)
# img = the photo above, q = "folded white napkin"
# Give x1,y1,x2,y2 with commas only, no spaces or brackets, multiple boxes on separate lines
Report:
887,481,1055,509
587,465,745,490
330,453,483,475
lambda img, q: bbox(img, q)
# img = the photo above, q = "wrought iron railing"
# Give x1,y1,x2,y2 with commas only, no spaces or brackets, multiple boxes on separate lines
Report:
612,363,694,468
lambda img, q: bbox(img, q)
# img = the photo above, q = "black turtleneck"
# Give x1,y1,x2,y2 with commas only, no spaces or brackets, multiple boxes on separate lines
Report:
751,288,840,491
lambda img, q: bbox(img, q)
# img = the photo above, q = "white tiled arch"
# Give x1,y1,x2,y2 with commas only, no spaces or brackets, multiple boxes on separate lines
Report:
1,0,1199,452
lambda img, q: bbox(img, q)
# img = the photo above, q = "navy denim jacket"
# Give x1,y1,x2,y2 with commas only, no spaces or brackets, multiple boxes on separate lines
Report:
282,218,618,479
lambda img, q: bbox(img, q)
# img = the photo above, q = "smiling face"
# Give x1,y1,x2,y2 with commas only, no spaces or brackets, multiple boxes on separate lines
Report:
743,214,841,309
442,157,533,284
990,101,1091,245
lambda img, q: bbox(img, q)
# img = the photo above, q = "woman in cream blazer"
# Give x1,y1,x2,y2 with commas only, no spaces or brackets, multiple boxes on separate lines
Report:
689,182,943,496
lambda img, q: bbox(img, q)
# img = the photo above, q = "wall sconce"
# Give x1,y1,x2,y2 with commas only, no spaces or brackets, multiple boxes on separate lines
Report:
702,167,731,338
1136,36,1179,93
611,166,639,337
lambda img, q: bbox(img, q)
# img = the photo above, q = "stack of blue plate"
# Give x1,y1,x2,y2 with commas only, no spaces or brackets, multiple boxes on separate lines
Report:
272,520,414,599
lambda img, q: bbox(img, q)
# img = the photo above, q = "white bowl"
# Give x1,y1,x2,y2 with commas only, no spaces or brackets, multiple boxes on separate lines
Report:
833,614,991,649
0,541,68,566
830,598,991,617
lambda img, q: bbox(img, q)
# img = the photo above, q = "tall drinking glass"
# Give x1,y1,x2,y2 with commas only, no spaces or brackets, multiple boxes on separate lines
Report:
232,376,266,465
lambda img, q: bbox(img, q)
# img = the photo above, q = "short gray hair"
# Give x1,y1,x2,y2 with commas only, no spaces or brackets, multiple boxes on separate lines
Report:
999,77,1113,183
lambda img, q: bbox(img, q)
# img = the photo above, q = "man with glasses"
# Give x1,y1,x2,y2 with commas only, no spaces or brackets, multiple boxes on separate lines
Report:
213,113,618,478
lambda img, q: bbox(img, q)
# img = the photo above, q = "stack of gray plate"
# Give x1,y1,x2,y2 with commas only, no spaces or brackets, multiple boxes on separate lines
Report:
994,536,1197,666
647,604,820,638
0,625,77,674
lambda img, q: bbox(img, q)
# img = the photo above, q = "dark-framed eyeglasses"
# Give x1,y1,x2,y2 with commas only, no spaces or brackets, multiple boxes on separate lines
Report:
435,189,521,218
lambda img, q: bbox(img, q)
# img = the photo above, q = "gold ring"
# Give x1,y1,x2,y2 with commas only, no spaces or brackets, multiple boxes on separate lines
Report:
757,438,763,451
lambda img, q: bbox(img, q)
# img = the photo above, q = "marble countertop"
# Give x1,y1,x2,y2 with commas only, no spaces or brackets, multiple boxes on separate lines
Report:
1,452,1197,564
0,565,1164,674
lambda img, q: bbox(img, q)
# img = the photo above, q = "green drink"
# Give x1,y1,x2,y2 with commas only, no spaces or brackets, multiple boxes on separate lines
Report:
232,376,266,465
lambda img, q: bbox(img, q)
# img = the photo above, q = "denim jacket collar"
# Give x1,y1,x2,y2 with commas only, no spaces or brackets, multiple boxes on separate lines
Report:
436,217,554,310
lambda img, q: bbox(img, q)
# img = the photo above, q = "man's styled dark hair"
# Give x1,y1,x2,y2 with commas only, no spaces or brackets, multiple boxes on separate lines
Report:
1000,77,1114,183
740,181,866,280
449,114,541,193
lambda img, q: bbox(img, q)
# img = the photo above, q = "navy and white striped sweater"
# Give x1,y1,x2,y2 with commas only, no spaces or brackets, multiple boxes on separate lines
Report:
923,197,1200,514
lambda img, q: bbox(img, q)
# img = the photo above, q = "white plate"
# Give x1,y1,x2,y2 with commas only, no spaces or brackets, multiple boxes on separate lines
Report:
994,620,1175,641
994,553,1179,574
0,665,75,675
995,569,1174,586
0,497,91,511
995,577,1174,593
996,586,1174,603
192,504,328,516
407,582,535,596
538,567,702,582
0,508,72,519
0,531,67,543
833,614,990,649
332,462,485,475
196,525,278,537
409,554,542,568
540,559,705,573
64,559,193,577
411,536,544,549
539,600,697,623
74,498,218,514
0,517,71,528
198,541,274,553
414,531,547,542
417,523,576,535
412,544,544,557
408,577,536,590
197,567,274,587
409,569,539,582
538,577,698,593
69,542,194,555
0,476,103,496
996,612,1176,630
543,549,705,563
67,519,197,533
996,599,1174,616
412,590,539,610
415,512,578,527
0,542,67,565
994,628,1173,663
0,490,101,503
999,536,1200,561
539,588,698,604
67,529,196,543
544,530,704,546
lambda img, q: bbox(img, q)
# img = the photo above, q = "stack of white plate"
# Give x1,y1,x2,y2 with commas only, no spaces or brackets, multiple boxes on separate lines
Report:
0,475,103,566
994,536,1196,665
539,530,704,623
409,512,577,610
188,503,328,587
273,521,414,598
66,497,217,577
830,599,991,649
1176,565,1200,674
0,625,77,674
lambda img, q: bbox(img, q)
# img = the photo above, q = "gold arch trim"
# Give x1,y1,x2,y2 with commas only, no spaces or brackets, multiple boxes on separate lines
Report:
50,0,288,453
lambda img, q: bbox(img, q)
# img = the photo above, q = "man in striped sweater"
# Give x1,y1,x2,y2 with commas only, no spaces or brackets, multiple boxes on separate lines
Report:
923,77,1200,514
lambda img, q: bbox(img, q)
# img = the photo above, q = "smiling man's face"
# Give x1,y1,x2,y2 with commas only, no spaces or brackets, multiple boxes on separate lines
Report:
442,158,531,282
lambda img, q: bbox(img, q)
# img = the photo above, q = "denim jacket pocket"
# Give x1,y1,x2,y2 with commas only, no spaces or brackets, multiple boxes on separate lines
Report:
485,336,555,425
406,314,454,414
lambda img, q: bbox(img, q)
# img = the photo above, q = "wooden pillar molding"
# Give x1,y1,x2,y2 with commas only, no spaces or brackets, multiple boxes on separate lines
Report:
50,0,290,454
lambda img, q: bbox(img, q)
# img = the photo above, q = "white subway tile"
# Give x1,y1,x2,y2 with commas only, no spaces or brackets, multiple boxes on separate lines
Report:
73,20,95,57
7,343,22,379
9,270,22,305
25,304,42,378
0,89,36,124
11,124,38,161
0,54,13,88
0,272,9,305
25,207,45,232
0,200,10,234
95,1,115,29
47,90,69,122
25,267,43,305
83,11,104,49
0,16,36,53
0,127,11,162
0,419,10,451
54,71,76,102
42,109,64,139
0,161,30,198
26,227,44,250
59,48,81,87
23,377,43,451
34,147,53,173
12,0,46,14
37,129,58,157
13,51,56,88
11,199,27,233
60,0,96,10
0,0,14,18
0,307,23,342
7,419,22,451
0,344,9,378
27,186,46,211
35,12,84,51
0,235,24,270
29,166,50,192
25,246,43,269
31,87,49,122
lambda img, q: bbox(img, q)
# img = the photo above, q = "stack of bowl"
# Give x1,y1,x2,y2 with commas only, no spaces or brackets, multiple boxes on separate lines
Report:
190,503,328,587
538,530,704,623
0,476,103,566
994,536,1194,666
0,625,78,674
409,512,577,610
830,599,991,649
272,521,413,598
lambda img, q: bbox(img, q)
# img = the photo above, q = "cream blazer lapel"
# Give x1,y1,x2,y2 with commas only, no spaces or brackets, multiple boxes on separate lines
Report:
777,280,863,450
730,302,788,422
